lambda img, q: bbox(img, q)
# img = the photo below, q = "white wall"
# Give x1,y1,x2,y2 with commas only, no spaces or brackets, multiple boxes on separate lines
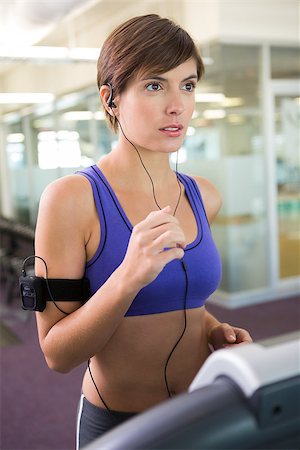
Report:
182,0,220,43
1,0,298,108
219,0,299,43
183,0,299,45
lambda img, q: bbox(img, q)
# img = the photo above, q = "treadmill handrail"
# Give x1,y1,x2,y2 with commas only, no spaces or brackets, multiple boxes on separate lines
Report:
189,338,300,397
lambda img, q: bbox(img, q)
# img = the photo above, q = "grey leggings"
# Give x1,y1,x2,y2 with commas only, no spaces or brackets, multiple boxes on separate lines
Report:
76,395,137,449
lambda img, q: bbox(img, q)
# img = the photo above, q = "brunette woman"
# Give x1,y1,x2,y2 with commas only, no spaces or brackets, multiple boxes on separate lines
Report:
34,14,252,449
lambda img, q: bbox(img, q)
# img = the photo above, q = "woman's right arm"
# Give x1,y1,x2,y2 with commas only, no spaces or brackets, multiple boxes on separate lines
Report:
35,176,185,373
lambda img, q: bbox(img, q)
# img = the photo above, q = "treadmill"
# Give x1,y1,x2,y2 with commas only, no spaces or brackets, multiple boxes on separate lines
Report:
84,334,300,449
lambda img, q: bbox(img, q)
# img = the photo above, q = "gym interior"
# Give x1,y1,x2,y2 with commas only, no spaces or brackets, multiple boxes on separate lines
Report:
0,1,299,449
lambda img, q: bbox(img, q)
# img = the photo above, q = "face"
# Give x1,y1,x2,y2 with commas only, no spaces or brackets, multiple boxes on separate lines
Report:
116,58,197,154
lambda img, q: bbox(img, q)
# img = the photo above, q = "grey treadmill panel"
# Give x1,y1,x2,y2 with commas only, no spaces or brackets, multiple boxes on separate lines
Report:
84,339,300,450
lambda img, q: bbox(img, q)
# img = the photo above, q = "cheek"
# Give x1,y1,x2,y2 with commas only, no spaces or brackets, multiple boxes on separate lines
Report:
122,101,153,130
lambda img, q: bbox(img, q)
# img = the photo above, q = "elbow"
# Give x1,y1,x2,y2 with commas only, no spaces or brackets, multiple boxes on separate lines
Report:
40,335,76,373
45,355,72,373
42,349,74,374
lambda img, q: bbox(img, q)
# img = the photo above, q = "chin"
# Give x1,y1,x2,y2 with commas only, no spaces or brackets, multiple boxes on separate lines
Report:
138,135,185,154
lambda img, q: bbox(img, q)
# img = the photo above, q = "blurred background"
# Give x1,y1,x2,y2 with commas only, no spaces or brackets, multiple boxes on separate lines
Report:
0,1,299,449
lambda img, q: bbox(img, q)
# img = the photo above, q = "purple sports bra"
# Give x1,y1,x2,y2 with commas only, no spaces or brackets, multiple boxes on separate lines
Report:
76,165,222,316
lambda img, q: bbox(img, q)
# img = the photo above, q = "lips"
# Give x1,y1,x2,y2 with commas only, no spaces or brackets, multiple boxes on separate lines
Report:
160,124,183,131
159,124,183,137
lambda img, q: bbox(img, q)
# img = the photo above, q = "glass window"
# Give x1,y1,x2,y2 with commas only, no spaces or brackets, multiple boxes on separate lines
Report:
2,43,298,298
179,43,268,293
56,92,115,168
275,95,300,278
4,118,30,223
22,89,116,223
271,46,300,79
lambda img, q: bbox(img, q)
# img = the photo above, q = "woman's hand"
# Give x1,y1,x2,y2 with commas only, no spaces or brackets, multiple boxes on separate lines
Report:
121,205,186,290
208,322,253,350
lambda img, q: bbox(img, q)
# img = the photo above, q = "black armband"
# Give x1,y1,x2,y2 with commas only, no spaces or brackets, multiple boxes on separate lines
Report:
19,276,90,312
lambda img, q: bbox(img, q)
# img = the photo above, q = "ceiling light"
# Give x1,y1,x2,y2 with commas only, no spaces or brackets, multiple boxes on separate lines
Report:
196,93,225,103
222,97,244,107
203,110,226,119
0,46,68,60
0,45,212,65
7,133,25,143
38,131,57,141
62,111,93,121
62,111,105,121
0,46,99,63
0,93,54,104
227,114,245,124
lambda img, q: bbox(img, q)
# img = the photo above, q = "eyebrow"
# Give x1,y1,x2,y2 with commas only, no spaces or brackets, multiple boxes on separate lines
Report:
141,74,198,82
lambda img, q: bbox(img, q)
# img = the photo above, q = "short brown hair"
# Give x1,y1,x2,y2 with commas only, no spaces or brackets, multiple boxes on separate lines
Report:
97,14,205,132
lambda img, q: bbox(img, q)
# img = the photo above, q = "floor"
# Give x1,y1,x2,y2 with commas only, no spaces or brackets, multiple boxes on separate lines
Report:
1,290,299,450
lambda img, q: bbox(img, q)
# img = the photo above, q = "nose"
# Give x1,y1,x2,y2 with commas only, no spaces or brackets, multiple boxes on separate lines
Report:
165,91,184,117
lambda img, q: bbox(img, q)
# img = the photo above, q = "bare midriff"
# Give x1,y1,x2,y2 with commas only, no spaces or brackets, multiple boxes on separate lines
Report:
82,306,211,412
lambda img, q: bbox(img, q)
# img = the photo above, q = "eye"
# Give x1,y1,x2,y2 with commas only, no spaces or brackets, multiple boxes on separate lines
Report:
146,82,162,92
183,82,196,92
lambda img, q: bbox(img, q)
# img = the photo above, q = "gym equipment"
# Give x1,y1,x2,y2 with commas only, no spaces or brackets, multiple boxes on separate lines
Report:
84,336,300,449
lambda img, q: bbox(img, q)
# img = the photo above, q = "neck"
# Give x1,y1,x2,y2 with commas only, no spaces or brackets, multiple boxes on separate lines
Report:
97,138,182,214
106,138,179,190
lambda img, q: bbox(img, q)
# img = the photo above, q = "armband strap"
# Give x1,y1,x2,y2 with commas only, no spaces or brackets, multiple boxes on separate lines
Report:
19,276,91,312
42,278,90,301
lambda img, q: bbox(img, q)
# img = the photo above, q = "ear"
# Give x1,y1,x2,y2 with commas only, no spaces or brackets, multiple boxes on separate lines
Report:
99,85,115,116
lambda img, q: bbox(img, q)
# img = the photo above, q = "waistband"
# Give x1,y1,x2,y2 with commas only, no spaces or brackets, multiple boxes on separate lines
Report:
82,394,138,418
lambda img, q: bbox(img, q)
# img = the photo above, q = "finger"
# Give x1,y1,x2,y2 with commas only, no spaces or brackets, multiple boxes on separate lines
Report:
224,341,251,348
234,328,253,343
149,221,186,248
138,207,181,231
153,229,186,253
133,222,185,250
157,246,185,267
222,324,237,343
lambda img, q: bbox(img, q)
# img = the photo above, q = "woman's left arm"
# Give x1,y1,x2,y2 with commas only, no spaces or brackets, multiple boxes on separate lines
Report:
192,175,253,348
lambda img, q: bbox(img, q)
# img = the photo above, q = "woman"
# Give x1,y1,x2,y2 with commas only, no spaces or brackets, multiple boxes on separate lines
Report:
34,14,252,449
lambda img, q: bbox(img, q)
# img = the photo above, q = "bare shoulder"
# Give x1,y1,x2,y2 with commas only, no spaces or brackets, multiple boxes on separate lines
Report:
190,175,222,224
35,174,95,278
40,173,92,211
